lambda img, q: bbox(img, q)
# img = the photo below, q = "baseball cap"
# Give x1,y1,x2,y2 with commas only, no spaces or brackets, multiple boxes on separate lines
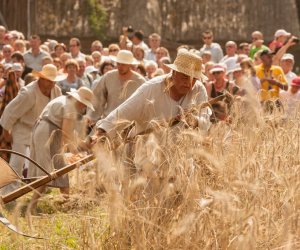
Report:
12,63,23,72
291,77,300,87
210,64,226,74
274,29,291,38
260,49,276,57
85,65,99,74
4,63,12,71
281,53,294,62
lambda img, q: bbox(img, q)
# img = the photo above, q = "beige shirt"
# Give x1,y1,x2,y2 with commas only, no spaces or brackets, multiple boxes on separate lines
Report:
88,69,145,121
96,74,211,139
0,80,62,144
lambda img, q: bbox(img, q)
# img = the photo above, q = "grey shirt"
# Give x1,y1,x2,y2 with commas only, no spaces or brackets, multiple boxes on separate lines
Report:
57,77,84,95
23,49,50,71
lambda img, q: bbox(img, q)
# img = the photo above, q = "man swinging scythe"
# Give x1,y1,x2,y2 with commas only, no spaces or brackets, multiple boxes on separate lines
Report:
0,51,225,238
94,51,213,139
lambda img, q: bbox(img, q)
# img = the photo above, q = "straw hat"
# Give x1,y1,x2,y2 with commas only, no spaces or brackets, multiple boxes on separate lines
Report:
165,51,207,81
32,64,66,82
111,50,139,65
67,87,95,111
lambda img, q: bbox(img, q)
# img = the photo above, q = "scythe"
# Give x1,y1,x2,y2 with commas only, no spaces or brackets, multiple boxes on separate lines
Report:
0,149,94,238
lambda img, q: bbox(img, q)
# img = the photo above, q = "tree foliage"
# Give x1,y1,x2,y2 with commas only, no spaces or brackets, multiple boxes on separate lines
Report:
86,0,108,37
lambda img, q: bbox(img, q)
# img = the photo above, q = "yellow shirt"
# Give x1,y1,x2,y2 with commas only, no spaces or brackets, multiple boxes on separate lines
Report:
255,64,287,101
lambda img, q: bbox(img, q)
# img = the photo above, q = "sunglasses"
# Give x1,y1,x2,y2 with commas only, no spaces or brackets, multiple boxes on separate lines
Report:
212,71,223,75
252,37,259,41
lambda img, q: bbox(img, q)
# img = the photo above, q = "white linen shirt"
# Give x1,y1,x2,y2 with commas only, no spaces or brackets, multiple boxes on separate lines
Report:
0,80,62,144
96,74,211,139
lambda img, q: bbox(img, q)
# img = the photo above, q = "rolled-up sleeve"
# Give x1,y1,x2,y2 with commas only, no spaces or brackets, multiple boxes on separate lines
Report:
196,82,212,131
197,107,212,131
96,84,147,138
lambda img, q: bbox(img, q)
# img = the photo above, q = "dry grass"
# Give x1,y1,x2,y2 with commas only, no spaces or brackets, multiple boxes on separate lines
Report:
1,97,300,249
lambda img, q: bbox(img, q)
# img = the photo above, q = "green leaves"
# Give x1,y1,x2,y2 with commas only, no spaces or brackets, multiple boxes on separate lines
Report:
86,0,108,38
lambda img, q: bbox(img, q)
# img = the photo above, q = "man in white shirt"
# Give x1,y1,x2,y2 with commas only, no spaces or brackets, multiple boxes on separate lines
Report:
280,77,300,116
95,51,211,140
131,30,149,53
69,37,86,60
199,30,223,63
280,53,297,87
0,64,64,194
219,41,238,72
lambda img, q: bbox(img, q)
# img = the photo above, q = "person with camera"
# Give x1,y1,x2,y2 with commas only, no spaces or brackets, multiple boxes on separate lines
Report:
131,30,149,52
269,29,291,52
119,26,134,50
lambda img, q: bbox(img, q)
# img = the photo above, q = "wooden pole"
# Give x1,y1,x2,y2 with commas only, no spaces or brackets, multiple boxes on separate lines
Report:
1,154,94,204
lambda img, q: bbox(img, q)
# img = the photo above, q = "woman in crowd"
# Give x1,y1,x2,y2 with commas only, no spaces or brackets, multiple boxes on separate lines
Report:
57,59,83,95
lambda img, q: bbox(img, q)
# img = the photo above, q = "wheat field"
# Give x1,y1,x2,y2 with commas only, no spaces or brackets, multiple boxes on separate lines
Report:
0,98,300,249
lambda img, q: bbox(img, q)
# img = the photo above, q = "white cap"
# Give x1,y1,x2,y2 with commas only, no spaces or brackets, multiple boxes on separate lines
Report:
227,64,242,75
281,53,294,62
177,48,189,55
4,63,12,71
12,63,23,72
85,65,98,74
274,29,291,38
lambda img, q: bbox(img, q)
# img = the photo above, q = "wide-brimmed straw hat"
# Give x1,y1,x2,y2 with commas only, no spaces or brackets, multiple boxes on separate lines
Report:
111,50,139,65
165,51,207,81
32,64,66,82
67,87,95,111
